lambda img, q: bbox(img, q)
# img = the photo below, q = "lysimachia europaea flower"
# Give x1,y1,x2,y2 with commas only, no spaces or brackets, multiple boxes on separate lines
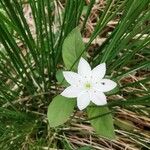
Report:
61,57,117,110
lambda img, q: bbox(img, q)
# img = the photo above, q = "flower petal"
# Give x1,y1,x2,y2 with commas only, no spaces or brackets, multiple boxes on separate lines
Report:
78,57,91,78
63,71,82,86
91,63,106,83
90,90,107,105
94,79,117,92
77,91,90,110
61,86,82,98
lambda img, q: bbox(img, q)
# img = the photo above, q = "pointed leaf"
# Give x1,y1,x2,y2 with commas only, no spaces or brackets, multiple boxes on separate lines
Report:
47,95,76,127
62,27,85,71
87,106,115,139
56,69,69,86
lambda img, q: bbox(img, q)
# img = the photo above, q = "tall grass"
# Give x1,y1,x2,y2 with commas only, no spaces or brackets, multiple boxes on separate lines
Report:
0,0,150,149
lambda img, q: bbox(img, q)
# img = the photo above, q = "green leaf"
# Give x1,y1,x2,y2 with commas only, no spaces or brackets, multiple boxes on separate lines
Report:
62,27,85,71
47,95,76,127
56,69,69,86
87,106,115,139
48,27,85,128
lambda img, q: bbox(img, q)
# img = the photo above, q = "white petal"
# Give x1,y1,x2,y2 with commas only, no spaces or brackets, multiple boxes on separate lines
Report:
77,91,90,110
94,79,117,92
78,57,91,78
91,63,106,83
61,86,81,98
63,71,82,86
90,90,107,105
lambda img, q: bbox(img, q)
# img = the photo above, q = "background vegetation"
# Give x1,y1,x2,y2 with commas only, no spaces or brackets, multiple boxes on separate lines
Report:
0,0,150,149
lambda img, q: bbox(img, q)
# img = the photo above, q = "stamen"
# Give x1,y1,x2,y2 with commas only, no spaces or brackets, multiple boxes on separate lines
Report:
84,83,92,89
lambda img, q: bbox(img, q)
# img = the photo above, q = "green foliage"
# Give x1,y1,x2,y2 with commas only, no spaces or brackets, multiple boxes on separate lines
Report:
87,106,115,139
0,108,37,149
48,27,85,128
62,27,85,71
0,0,150,148
56,69,68,86
59,27,116,139
47,95,76,127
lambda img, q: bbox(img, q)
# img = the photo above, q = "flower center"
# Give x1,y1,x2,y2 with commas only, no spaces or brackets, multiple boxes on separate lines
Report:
84,83,92,90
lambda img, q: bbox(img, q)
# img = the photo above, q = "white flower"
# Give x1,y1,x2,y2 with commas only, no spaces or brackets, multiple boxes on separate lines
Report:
61,57,117,110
